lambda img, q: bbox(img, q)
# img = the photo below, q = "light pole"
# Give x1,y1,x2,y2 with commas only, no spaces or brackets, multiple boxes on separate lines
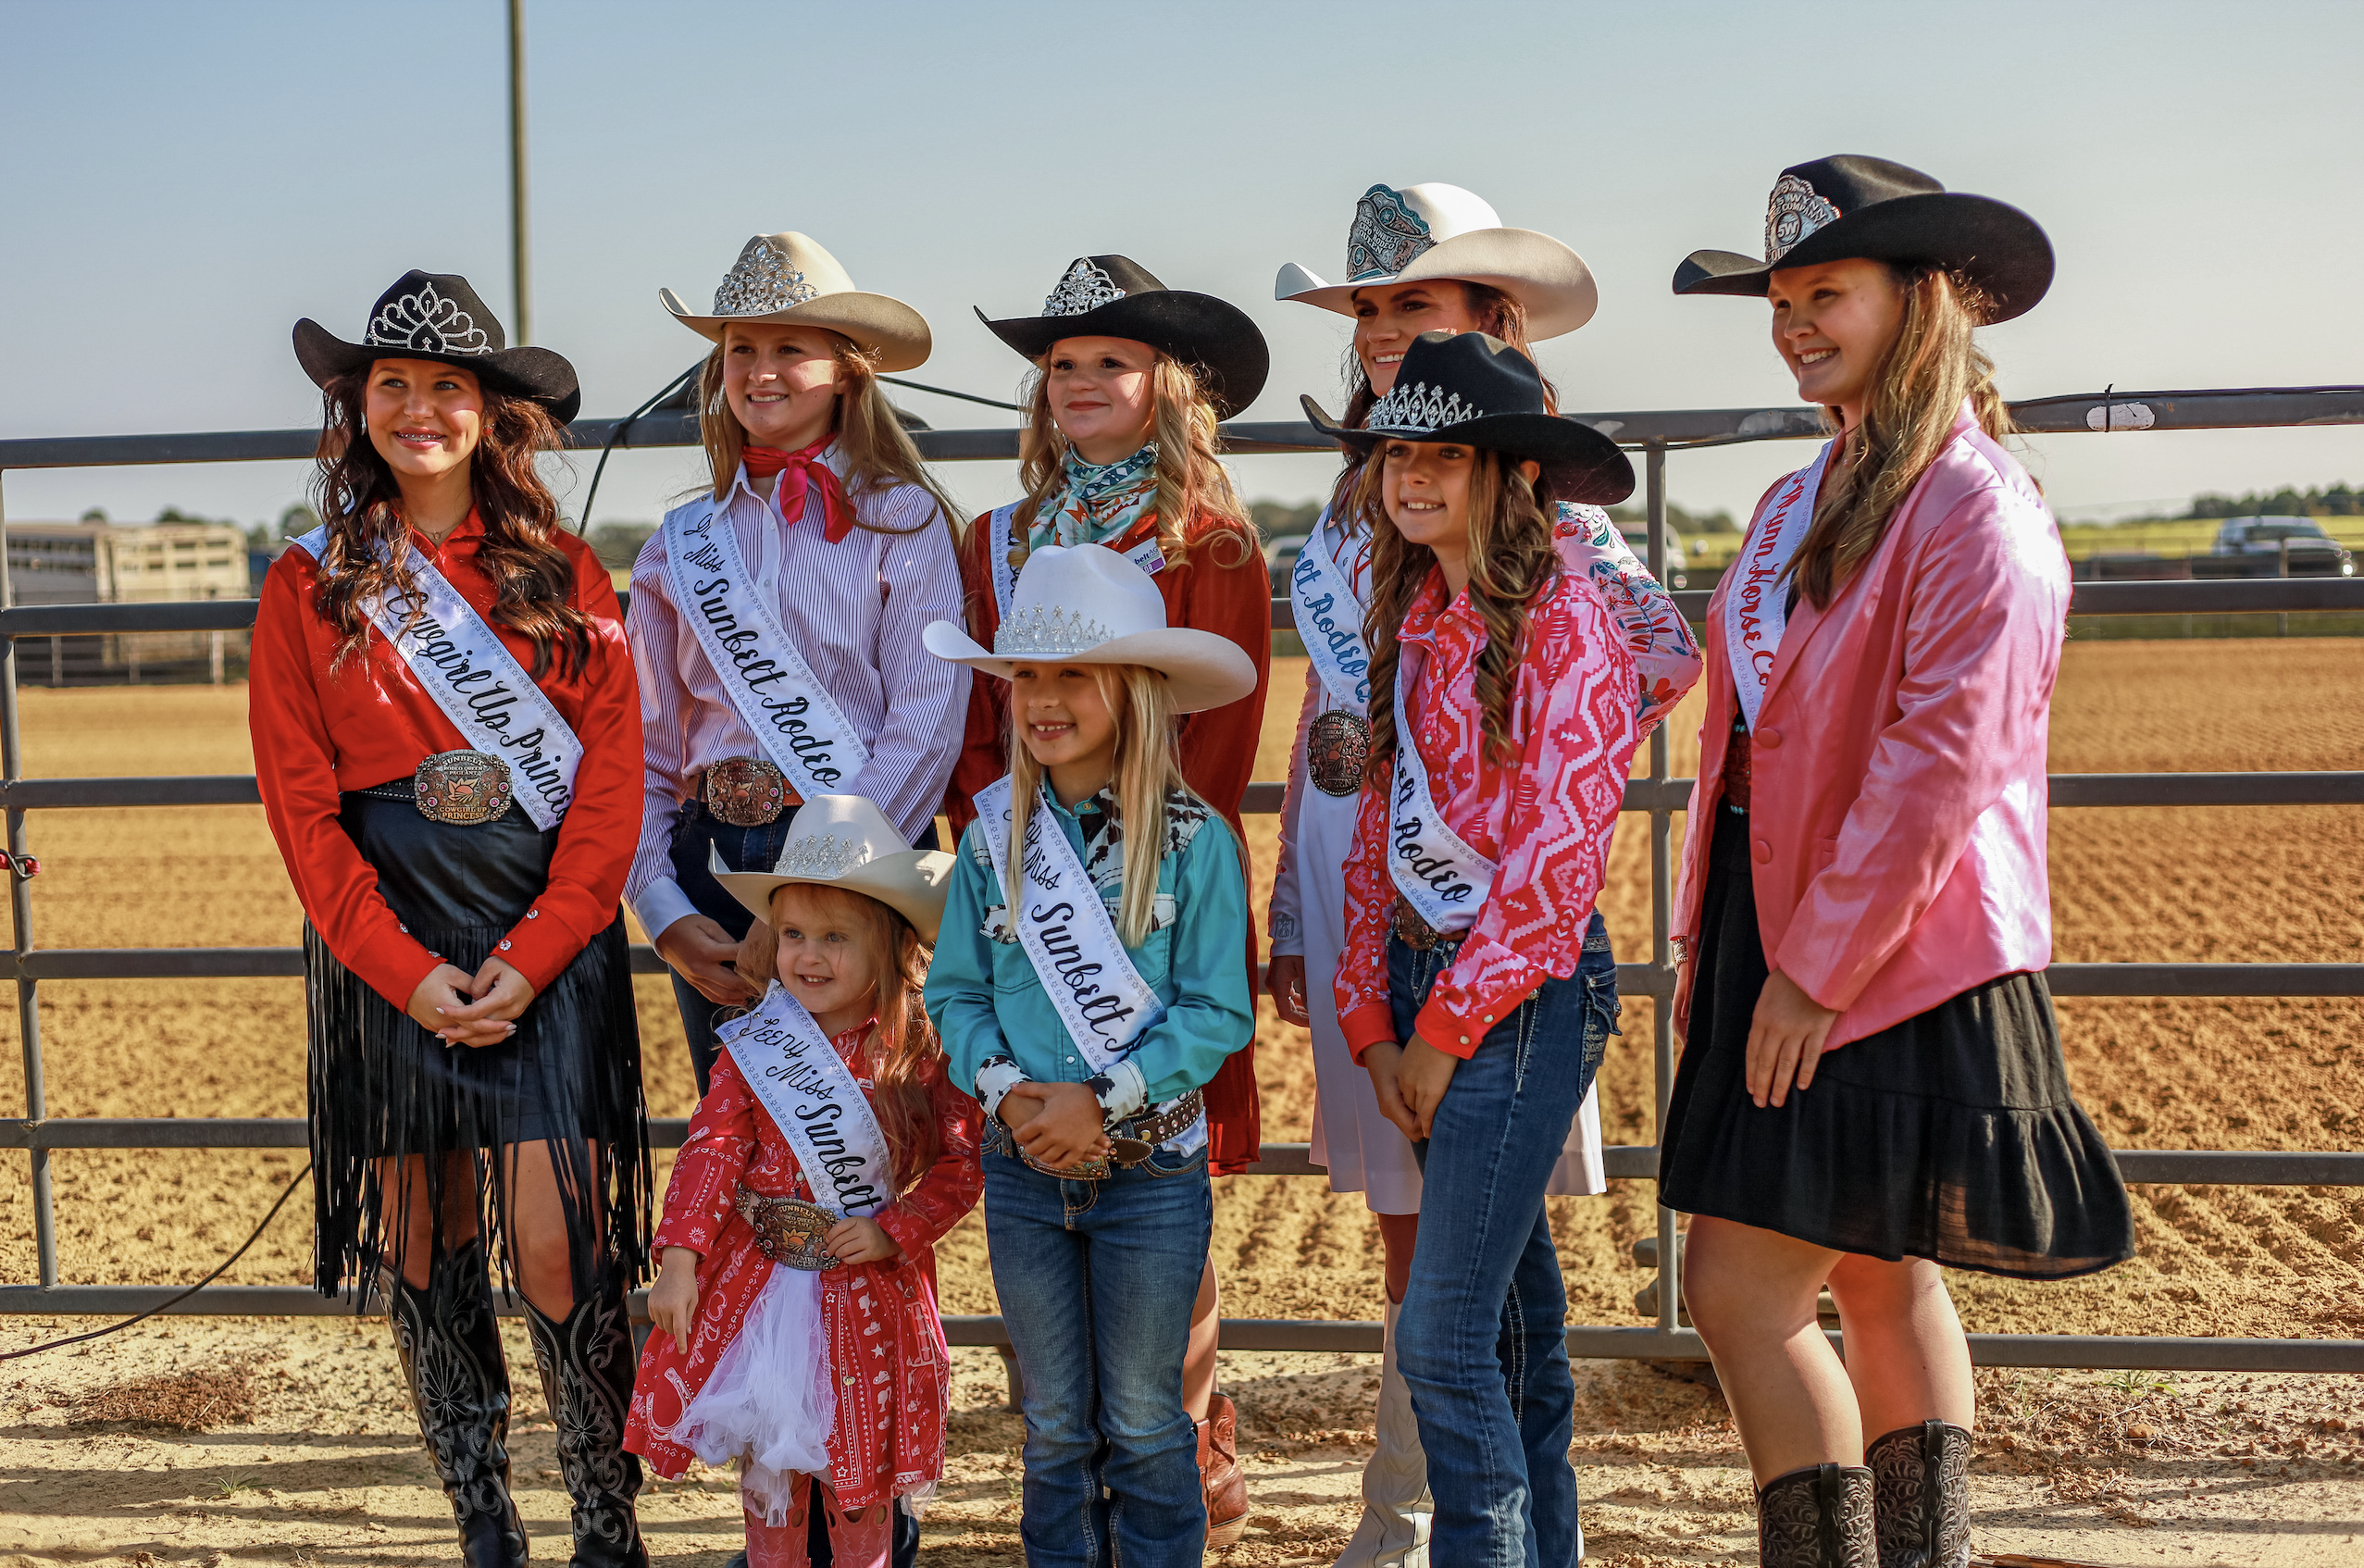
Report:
506,0,531,344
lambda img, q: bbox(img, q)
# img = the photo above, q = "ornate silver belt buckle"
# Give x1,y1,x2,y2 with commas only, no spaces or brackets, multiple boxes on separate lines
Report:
414,750,514,826
735,1189,840,1271
1391,898,1444,952
1308,710,1373,797
704,756,793,828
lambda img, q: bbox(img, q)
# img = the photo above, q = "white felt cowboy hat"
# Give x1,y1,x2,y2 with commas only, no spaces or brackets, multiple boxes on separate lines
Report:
661,231,932,373
922,543,1258,715
711,794,955,945
1275,182,1599,341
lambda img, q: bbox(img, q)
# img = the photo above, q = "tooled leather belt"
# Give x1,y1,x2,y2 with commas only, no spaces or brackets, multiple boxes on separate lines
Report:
1013,1089,1205,1180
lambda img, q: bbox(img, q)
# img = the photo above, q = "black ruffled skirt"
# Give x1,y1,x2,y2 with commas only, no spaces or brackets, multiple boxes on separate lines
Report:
1659,807,2133,1280
305,791,652,1300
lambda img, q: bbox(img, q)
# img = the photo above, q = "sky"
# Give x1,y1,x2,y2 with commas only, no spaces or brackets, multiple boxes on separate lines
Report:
4,0,2362,534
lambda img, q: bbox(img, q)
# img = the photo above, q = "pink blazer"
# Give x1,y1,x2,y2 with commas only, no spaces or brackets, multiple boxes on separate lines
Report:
1673,406,2071,1051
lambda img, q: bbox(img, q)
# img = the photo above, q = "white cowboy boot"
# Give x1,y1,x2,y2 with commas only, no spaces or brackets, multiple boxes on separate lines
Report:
1335,1297,1432,1567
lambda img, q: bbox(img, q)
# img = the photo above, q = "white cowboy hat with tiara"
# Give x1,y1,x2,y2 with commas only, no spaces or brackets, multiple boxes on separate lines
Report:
922,543,1258,715
710,793,957,945
1275,181,1599,341
662,231,932,373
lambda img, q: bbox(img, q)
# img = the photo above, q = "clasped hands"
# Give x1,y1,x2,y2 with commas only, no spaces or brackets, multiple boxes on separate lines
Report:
1361,1036,1461,1142
405,955,537,1048
996,1080,1114,1171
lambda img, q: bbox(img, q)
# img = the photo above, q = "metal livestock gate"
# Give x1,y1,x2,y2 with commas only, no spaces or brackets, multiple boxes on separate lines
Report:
5,388,2364,1375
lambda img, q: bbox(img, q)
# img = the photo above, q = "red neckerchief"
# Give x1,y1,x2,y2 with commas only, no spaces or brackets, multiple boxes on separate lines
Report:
742,440,855,544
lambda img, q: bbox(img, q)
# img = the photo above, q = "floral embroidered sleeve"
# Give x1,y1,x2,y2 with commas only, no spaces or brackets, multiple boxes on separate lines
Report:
875,1057,985,1260
1553,503,1701,738
651,1050,760,1256
1419,586,1638,1053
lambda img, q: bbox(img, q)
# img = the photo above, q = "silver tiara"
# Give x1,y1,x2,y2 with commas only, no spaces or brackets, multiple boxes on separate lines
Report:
713,237,821,317
1345,184,1434,283
995,604,1116,658
777,832,869,879
1043,258,1124,317
1365,379,1483,435
367,282,491,355
1764,175,1842,263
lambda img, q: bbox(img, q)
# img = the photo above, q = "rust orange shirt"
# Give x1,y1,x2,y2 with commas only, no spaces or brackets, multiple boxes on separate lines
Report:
249,515,641,1009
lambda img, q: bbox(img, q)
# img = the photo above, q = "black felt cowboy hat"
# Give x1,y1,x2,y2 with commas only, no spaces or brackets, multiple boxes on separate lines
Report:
1673,155,2054,324
977,255,1270,419
293,269,582,423
1303,330,1634,506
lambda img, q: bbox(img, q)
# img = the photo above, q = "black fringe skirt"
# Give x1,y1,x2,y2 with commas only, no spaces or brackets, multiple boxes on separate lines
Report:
305,791,652,1301
1658,807,2134,1280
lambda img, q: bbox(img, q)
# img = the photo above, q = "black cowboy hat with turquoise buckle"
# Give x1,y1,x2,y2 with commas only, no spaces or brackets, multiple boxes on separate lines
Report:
978,255,1270,419
1673,155,2053,324
1302,330,1634,506
294,269,582,423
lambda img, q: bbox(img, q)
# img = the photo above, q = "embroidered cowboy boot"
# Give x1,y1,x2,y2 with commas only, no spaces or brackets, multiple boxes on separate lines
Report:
1197,1390,1249,1549
383,1244,529,1568
1867,1421,1972,1567
1757,1462,1877,1568
1336,1297,1432,1567
526,1274,650,1568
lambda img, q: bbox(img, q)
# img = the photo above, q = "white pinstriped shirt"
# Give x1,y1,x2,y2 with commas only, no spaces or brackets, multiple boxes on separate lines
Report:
624,449,971,940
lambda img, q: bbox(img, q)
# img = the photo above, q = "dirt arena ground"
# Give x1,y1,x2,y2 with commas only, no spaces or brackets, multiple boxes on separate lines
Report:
4,638,2361,1563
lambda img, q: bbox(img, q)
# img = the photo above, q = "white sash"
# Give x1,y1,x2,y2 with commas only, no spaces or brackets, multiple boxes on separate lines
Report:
1289,505,1372,712
973,773,1164,1073
1723,443,1830,732
292,525,583,831
663,503,870,799
718,982,895,1219
989,504,1164,620
1385,644,1495,933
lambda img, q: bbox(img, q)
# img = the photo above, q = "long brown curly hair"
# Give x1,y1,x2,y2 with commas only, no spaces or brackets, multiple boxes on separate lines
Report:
309,369,594,678
735,883,944,1190
1354,446,1560,777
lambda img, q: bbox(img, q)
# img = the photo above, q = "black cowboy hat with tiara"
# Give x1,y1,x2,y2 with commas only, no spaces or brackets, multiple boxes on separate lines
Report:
1673,155,2054,324
978,256,1270,420
1303,331,1635,506
293,269,582,424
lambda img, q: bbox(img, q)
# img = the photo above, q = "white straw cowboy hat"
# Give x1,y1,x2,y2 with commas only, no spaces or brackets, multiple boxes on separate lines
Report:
922,543,1258,715
1275,181,1599,341
661,232,933,373
711,793,956,945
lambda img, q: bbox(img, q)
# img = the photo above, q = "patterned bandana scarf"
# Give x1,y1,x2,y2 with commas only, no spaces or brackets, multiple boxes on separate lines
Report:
1031,442,1160,550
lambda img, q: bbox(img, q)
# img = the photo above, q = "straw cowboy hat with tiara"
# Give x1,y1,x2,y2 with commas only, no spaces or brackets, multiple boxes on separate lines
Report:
662,231,933,372
710,793,956,945
923,542,1259,715
1275,181,1599,340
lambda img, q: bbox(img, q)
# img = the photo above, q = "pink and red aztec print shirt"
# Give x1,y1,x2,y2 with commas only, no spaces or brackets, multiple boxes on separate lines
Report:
626,1021,983,1510
1335,566,1641,1062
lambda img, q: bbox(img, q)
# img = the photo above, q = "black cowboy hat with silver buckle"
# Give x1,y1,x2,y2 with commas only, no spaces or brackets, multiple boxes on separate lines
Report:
294,269,582,423
1672,155,2054,325
1303,330,1635,507
978,255,1270,420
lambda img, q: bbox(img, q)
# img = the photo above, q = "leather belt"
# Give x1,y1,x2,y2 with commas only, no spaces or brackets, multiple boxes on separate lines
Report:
1005,1089,1205,1180
699,756,799,828
361,750,516,827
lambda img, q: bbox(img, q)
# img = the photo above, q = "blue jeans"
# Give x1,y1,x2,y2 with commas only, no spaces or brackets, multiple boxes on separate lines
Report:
1393,911,1618,1568
982,1120,1213,1568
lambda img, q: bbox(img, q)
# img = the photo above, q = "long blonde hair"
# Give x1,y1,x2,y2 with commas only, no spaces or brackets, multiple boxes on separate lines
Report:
1355,447,1559,775
733,883,944,1189
1786,266,2012,608
696,330,962,545
1005,664,1191,947
1014,354,1255,571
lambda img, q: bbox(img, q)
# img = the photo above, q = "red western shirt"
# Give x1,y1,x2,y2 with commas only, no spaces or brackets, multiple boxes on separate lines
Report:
249,515,641,1009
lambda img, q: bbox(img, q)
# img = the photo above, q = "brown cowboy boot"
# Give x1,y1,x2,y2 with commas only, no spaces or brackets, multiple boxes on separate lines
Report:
1197,1390,1249,1549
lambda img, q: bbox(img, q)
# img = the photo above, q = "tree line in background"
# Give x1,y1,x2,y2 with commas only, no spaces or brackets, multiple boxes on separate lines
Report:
2180,482,2358,519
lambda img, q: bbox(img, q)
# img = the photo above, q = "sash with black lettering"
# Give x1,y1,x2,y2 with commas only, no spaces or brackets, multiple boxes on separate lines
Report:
988,504,1165,619
718,981,894,1219
664,501,869,800
1386,641,1497,934
291,525,582,830
1723,442,1830,731
1289,505,1372,712
972,773,1163,1073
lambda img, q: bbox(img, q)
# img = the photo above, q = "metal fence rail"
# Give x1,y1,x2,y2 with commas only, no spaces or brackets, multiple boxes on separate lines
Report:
6,386,2362,1375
